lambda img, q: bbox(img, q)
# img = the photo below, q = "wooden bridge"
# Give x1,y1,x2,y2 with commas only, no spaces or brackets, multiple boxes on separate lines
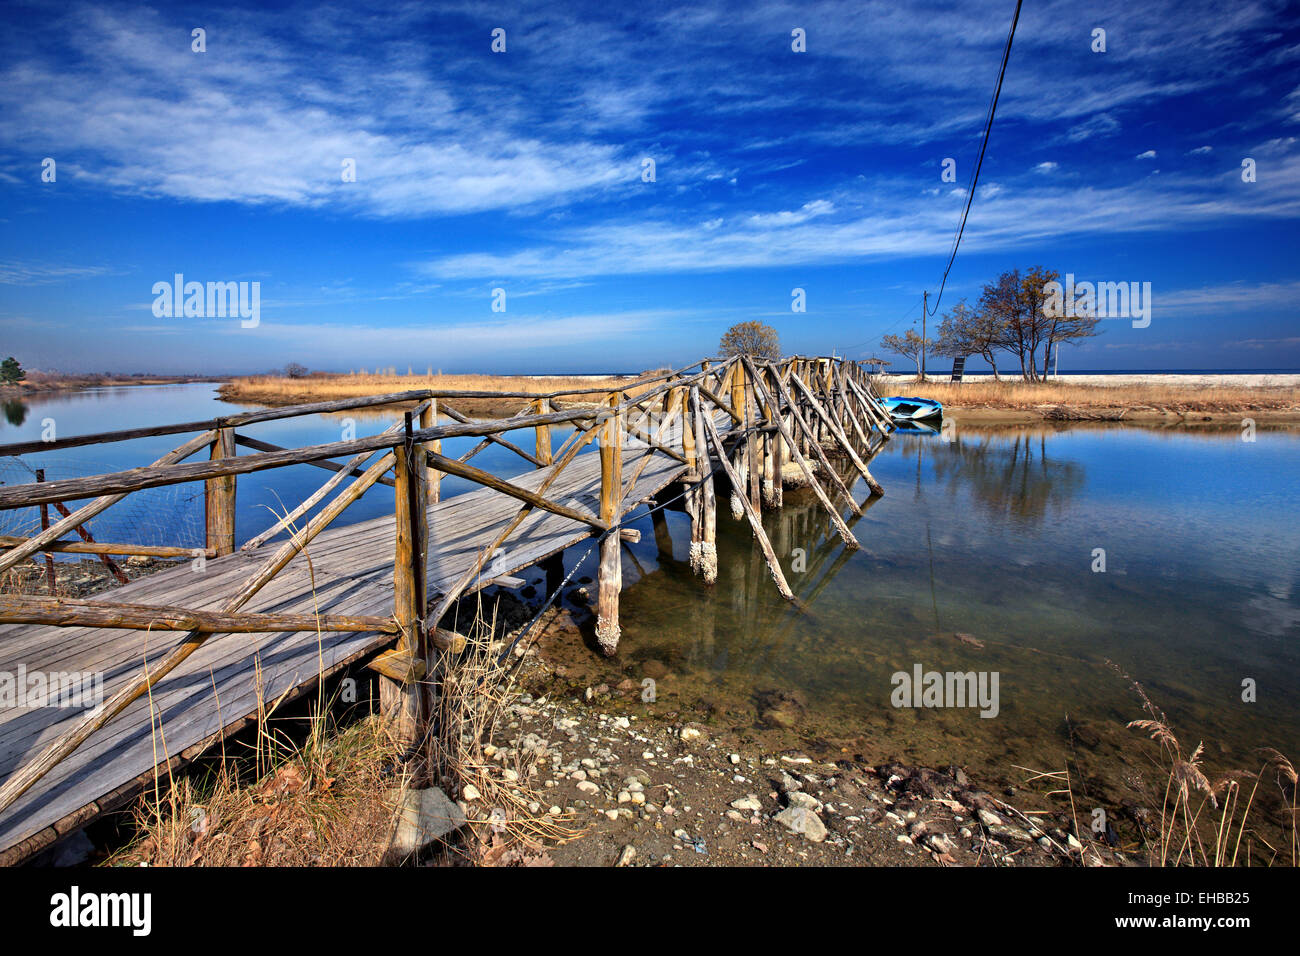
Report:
0,355,893,863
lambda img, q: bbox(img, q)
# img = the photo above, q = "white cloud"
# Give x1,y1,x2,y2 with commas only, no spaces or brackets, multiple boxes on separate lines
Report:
0,260,113,284
1136,150,1158,160
1033,161,1058,173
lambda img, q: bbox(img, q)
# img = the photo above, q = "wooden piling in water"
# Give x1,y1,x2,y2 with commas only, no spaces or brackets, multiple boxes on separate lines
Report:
595,394,623,655
690,386,718,584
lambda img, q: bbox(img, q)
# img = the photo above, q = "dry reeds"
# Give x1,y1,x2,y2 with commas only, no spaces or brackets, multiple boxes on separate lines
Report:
220,370,663,416
422,597,581,866
889,380,1299,411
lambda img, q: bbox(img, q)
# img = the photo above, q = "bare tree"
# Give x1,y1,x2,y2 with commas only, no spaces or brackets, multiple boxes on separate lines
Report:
719,321,781,360
285,362,308,379
932,298,1007,381
879,329,931,382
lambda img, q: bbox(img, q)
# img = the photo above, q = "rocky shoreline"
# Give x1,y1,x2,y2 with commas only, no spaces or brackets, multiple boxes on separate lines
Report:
459,597,1132,867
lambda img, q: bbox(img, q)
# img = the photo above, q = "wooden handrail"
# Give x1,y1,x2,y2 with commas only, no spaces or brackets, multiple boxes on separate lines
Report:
0,361,714,458
0,595,398,634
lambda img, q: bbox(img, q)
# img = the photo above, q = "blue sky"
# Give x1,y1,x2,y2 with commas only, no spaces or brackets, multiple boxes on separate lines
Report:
1,0,1298,374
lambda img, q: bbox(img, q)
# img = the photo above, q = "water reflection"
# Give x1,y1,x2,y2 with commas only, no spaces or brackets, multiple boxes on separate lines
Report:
926,430,1086,525
598,422,1300,793
1,399,27,428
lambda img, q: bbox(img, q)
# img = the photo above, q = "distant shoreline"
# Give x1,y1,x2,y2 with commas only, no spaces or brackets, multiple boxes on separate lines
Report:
1,375,225,396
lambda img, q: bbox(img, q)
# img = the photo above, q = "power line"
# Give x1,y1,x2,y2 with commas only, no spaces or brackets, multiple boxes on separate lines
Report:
840,295,926,354
928,0,1023,318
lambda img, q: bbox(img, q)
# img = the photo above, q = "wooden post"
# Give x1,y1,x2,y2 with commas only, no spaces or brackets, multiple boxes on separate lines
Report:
595,394,622,655
680,386,704,576
385,414,428,756
729,363,747,519
746,373,762,513
205,426,236,556
533,397,553,466
35,470,56,595
422,399,440,503
691,387,718,584
698,400,794,601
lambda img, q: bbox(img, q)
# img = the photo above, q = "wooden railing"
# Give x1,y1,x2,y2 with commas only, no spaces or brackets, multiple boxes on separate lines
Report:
0,354,893,818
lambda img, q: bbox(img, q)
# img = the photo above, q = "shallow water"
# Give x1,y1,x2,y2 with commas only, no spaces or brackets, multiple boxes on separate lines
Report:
0,382,573,548
4,387,1297,796
599,423,1300,794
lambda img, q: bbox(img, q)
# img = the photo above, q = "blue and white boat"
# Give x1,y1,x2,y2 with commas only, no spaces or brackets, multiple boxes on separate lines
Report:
881,396,943,422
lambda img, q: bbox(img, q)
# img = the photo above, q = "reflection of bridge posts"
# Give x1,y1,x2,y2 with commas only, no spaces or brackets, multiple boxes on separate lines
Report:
651,508,673,563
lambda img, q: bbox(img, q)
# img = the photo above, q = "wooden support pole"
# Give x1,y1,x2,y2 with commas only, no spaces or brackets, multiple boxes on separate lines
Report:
421,399,440,502
744,359,860,549
698,399,794,601
384,414,428,753
690,387,718,584
771,372,863,513
790,372,885,497
746,373,762,514
681,385,706,577
205,426,237,556
595,394,622,655
533,398,553,466
35,470,56,595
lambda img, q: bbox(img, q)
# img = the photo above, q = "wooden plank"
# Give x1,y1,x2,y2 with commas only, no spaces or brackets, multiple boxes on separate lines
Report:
0,595,398,634
0,407,712,856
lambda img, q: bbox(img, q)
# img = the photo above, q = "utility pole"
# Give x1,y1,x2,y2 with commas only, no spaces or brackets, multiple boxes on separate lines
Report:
921,290,928,382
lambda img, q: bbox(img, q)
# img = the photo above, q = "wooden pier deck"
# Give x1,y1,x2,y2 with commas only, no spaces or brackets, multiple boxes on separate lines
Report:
0,356,893,863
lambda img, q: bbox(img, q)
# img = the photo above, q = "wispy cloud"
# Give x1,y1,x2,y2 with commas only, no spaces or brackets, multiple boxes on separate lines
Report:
0,259,113,284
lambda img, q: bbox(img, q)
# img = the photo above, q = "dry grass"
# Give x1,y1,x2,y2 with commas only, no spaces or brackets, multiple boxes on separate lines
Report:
106,595,579,867
894,380,1300,411
422,598,582,866
1014,666,1299,867
109,710,404,866
220,369,667,416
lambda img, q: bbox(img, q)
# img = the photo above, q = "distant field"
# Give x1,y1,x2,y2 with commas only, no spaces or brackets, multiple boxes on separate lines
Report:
1,371,218,392
872,375,1300,421
219,370,666,417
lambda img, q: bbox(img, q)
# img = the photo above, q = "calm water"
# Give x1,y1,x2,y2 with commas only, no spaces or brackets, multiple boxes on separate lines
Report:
3,385,1297,796
598,422,1300,797
0,383,574,547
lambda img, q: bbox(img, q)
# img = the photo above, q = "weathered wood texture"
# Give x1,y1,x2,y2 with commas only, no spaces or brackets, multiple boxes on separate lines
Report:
0,427,698,858
0,355,889,862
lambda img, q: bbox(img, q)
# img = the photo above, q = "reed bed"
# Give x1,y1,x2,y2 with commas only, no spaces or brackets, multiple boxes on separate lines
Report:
891,380,1299,411
220,369,666,416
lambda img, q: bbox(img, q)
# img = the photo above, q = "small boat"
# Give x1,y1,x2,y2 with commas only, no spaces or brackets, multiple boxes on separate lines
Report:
882,396,943,422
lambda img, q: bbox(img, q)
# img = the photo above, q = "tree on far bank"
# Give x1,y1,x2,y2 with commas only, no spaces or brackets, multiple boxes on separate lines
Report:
932,299,1008,381
719,321,781,361
0,357,26,385
285,362,308,379
879,329,931,382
